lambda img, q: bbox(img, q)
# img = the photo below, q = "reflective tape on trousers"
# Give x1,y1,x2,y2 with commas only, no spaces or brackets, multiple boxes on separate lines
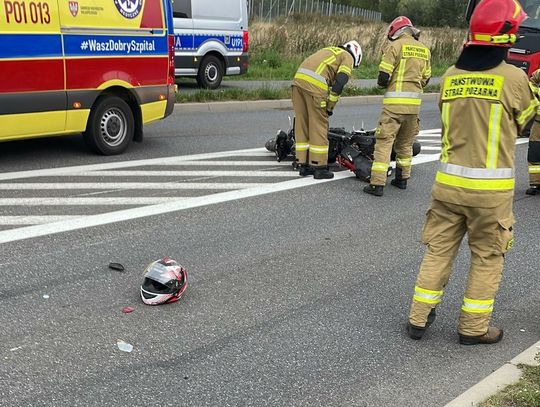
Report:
439,162,514,179
384,91,422,99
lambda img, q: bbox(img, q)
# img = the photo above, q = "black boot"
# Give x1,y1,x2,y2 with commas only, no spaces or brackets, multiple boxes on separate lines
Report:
298,164,315,177
390,167,408,190
363,184,384,196
407,308,437,340
313,166,334,179
526,185,540,195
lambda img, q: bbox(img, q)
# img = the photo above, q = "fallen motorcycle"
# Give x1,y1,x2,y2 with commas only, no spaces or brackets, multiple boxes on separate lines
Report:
265,122,422,182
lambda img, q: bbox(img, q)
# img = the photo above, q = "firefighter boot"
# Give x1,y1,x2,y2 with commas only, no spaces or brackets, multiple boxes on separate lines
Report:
459,327,504,345
313,166,334,179
407,308,437,340
298,164,315,177
363,184,384,197
526,185,540,195
390,168,408,190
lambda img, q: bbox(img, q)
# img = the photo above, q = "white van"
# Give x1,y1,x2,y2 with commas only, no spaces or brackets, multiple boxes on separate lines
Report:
172,0,249,89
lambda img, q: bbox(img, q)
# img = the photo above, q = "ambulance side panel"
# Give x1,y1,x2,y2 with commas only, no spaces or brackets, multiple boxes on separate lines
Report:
0,0,66,140
59,0,170,133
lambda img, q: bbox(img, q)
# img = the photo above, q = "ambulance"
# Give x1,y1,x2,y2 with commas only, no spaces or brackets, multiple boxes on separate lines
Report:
0,0,176,155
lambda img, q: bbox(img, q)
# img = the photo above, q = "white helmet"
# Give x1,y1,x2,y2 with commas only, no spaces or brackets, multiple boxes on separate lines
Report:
343,40,362,68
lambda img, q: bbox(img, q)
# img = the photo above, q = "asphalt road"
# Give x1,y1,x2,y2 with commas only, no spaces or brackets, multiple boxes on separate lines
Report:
0,98,538,407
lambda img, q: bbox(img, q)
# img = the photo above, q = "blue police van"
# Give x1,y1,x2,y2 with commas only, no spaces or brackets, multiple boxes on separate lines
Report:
172,0,249,89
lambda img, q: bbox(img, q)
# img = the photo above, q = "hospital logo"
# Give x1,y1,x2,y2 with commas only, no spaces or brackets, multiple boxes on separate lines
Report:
69,1,79,16
113,0,142,19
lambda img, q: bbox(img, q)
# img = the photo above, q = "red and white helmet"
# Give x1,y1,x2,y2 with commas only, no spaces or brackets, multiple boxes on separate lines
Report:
388,16,414,40
343,40,362,67
466,0,527,47
140,257,187,305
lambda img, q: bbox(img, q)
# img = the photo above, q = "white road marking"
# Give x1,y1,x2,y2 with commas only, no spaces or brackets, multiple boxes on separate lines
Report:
0,182,270,190
0,216,81,225
0,197,175,206
74,170,298,178
0,129,529,245
419,146,442,151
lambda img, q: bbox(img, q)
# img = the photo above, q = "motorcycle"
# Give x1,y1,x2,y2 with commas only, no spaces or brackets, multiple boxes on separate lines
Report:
265,118,422,182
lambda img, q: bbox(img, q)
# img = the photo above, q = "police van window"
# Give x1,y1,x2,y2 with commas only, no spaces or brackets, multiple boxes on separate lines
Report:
173,0,191,18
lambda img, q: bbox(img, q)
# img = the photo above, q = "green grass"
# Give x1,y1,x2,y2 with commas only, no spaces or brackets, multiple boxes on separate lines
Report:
177,84,440,103
480,355,540,407
232,49,450,81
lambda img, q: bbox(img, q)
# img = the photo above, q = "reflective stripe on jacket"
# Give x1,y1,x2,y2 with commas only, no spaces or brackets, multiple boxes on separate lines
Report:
432,62,539,207
379,34,431,114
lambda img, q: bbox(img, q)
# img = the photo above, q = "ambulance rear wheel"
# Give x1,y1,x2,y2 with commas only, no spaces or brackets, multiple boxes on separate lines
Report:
196,55,223,89
84,96,134,155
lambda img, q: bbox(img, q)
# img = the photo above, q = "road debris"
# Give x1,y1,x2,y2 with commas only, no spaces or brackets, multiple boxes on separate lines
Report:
116,340,133,353
109,262,125,272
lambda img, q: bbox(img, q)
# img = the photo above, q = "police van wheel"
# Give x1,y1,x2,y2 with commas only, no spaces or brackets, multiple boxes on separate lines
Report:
196,55,223,89
84,96,134,155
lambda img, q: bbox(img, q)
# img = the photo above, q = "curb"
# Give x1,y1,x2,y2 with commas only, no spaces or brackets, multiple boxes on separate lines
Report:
173,93,440,114
444,340,540,407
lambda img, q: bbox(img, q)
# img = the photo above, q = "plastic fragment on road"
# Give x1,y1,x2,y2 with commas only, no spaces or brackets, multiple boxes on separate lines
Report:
122,307,135,314
42,294,50,299
109,262,125,272
116,340,133,353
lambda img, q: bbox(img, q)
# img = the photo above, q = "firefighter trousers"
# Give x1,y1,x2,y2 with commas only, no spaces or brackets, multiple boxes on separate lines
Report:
292,85,330,167
370,109,419,186
528,117,540,186
409,198,515,336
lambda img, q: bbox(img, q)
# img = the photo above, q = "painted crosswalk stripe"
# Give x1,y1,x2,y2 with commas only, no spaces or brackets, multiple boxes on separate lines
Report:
0,182,270,190
0,216,81,225
74,170,298,178
0,197,177,206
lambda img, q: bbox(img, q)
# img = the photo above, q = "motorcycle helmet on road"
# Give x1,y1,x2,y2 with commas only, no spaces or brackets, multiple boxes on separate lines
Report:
140,257,188,305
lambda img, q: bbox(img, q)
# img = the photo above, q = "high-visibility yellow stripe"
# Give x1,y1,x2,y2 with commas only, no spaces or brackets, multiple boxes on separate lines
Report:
338,65,352,75
396,59,407,93
486,104,502,169
396,157,412,166
512,0,522,18
529,165,540,173
383,98,421,105
518,98,540,125
309,145,329,154
294,72,329,91
328,93,339,102
440,103,451,163
316,55,336,75
413,286,444,305
461,297,494,313
296,142,309,152
324,47,343,56
436,171,515,190
371,162,388,172
379,61,394,73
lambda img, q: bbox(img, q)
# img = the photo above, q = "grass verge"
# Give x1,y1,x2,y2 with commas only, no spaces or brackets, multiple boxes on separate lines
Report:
237,49,450,81
480,354,540,407
177,84,440,104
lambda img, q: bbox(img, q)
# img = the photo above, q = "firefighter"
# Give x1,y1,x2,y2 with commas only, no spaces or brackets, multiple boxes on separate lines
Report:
363,16,431,197
526,68,540,195
292,41,362,179
407,0,539,345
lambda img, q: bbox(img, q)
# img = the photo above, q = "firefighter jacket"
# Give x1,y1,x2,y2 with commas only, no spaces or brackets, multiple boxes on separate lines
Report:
432,62,539,208
531,69,540,104
293,47,354,111
378,34,431,115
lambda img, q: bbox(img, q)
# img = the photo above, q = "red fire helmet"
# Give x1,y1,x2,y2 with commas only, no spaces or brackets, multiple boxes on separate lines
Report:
466,0,527,47
387,16,413,40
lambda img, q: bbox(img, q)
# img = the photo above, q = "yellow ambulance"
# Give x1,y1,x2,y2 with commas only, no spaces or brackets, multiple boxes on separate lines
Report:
0,0,176,154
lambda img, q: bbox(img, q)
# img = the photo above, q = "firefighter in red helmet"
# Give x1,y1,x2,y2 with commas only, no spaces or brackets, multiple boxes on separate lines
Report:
407,0,539,345
363,16,431,196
